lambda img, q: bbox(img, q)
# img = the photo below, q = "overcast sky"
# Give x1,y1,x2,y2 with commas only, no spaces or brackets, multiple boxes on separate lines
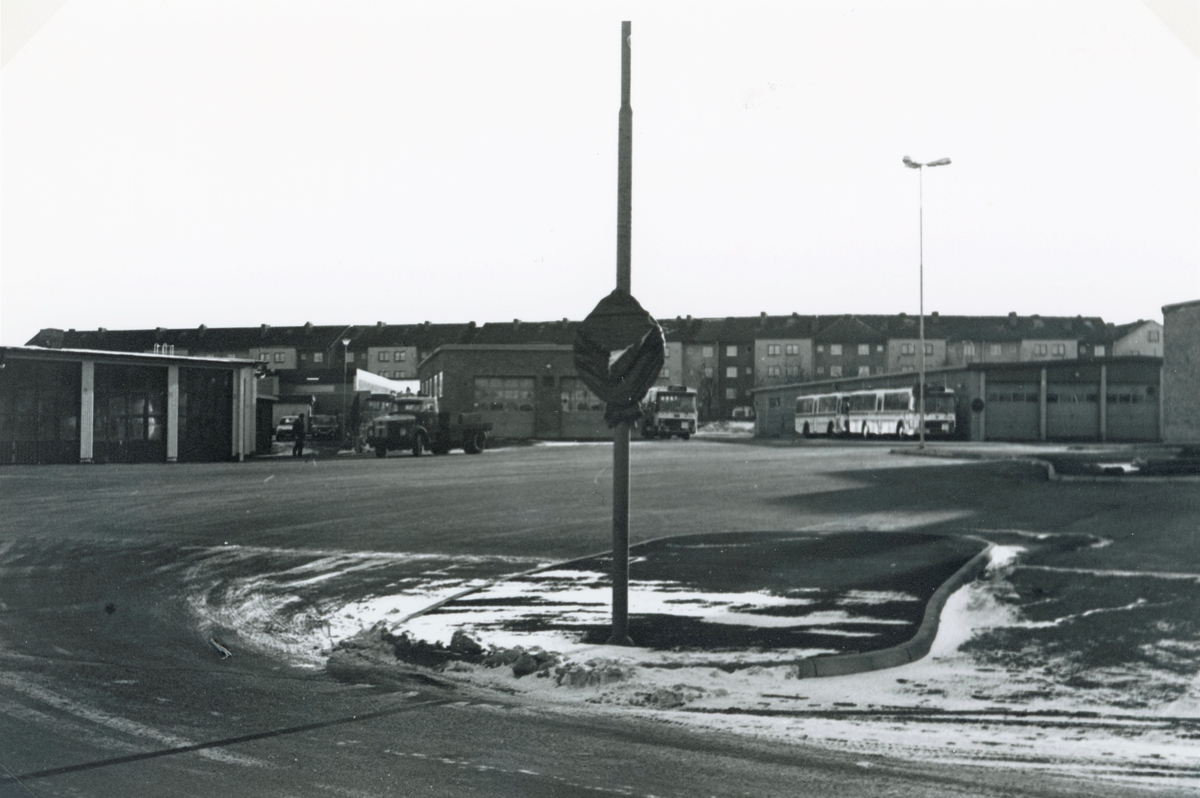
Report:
2,1,1197,345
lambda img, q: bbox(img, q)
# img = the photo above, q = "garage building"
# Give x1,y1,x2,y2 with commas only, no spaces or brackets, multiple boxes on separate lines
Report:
751,357,1164,443
0,346,258,465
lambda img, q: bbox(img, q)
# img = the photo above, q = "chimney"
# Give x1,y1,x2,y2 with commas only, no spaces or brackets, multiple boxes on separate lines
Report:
260,324,270,335
931,311,939,318
377,321,385,329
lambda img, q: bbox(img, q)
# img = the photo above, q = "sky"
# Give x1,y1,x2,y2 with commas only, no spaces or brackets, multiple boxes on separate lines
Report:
1,0,1197,346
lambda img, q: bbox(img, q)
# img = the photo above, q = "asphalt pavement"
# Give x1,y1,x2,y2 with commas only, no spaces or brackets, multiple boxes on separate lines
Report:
0,440,1194,796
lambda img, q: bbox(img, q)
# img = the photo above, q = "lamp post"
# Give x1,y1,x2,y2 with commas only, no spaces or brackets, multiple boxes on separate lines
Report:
341,337,351,445
902,155,950,450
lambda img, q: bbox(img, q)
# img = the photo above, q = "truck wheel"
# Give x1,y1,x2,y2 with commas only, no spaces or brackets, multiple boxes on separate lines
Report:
680,432,690,441
412,435,426,457
374,444,387,458
464,430,487,454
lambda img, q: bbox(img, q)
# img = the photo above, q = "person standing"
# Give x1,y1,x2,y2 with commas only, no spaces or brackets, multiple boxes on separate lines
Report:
292,413,306,457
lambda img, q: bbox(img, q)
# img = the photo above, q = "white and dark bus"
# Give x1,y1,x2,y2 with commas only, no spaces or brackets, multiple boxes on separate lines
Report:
640,385,698,440
795,386,956,438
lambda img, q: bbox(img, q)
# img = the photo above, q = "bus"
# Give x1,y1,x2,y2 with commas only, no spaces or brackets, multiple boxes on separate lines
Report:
640,385,698,440
795,386,956,439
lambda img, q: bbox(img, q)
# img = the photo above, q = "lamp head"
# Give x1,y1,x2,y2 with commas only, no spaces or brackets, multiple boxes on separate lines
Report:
926,158,951,167
902,156,921,169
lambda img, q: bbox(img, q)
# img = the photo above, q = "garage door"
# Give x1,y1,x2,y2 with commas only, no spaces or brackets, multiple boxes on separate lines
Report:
984,383,1039,441
1046,384,1099,441
1106,383,1159,442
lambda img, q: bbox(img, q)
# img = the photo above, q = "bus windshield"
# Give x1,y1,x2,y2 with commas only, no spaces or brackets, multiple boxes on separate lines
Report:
656,393,696,413
926,395,956,414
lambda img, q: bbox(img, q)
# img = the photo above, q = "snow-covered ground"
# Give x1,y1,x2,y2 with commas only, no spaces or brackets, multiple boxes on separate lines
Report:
183,542,1200,789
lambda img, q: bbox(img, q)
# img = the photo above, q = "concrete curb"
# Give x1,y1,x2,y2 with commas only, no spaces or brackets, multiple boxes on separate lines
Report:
787,539,993,679
891,448,1200,483
392,532,995,679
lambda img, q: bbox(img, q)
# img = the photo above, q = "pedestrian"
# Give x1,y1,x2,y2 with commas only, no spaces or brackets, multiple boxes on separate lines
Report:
293,413,306,457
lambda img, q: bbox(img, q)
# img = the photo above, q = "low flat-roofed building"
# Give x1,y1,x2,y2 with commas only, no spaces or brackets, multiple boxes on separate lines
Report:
418,344,609,441
0,346,257,464
751,356,1164,444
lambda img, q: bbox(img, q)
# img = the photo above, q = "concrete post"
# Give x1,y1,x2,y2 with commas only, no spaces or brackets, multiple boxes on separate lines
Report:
167,366,180,462
231,368,244,462
1039,367,1048,441
80,361,94,464
978,370,986,442
1099,364,1107,443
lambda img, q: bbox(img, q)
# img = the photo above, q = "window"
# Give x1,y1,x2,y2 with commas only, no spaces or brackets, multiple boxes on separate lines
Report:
273,352,285,363
313,352,324,364
378,351,390,362
1051,343,1066,357
474,377,535,412
560,378,604,412
857,344,870,356
660,368,670,379
258,353,269,362
726,345,738,357
924,343,934,356
299,353,308,361
745,367,753,376
704,366,714,378
876,345,884,353
830,365,843,377
767,344,781,356
884,392,910,411
725,366,738,379
1148,330,1160,342
767,366,781,377
785,344,800,355
1094,345,1106,357
901,343,915,355
346,352,355,363
768,397,781,408
817,345,825,353
990,344,1002,356
816,366,825,375
725,388,737,399
702,346,714,358
858,366,871,377
395,351,406,361
900,365,915,373
394,371,404,379
963,343,975,356
830,344,843,356
663,348,671,360
1034,343,1048,356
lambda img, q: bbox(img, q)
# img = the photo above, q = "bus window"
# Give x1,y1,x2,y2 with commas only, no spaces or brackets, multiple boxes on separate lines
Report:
818,396,839,413
848,394,875,412
796,397,815,414
884,392,910,411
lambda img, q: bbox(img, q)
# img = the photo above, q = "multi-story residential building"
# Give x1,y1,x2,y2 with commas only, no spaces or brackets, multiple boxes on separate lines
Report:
1111,319,1164,358
30,310,1155,424
813,315,889,379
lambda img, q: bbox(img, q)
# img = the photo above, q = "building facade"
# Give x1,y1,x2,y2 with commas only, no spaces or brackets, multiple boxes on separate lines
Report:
1161,300,1200,445
0,346,257,465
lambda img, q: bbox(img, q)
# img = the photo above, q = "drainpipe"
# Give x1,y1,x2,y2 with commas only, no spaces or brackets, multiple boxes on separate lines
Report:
1099,364,1107,443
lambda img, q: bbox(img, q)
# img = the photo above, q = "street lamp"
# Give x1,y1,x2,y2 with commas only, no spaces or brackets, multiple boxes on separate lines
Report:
342,337,351,446
902,155,951,450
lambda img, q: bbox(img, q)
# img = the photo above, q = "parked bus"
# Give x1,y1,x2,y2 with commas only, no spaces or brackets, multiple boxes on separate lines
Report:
640,385,698,439
795,386,956,438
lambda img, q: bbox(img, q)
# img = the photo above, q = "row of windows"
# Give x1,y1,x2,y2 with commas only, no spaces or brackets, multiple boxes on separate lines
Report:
376,351,408,362
764,344,803,356
986,390,1155,404
816,365,873,377
376,370,410,379
1032,343,1068,357
818,344,885,356
899,343,935,356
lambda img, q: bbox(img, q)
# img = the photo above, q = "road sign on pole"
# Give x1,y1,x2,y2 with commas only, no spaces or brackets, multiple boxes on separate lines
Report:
571,21,662,647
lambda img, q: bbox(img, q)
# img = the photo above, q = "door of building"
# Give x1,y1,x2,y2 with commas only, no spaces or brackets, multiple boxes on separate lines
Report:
93,364,168,463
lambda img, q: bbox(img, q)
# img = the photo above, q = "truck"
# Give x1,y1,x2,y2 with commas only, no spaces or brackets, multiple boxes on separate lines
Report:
639,385,699,440
366,395,491,457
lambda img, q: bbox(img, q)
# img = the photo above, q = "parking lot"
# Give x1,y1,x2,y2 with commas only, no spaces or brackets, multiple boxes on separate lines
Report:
0,439,1196,796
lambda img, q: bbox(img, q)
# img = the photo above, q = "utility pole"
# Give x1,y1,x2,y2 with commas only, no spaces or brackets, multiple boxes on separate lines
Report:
609,20,635,646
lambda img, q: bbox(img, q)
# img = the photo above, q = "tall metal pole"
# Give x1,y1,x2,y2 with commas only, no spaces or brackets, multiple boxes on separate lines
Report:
918,166,926,451
609,20,634,646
